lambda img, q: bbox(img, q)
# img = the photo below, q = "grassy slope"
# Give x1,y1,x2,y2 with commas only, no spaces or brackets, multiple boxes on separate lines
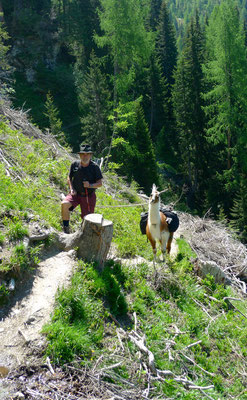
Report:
0,118,247,399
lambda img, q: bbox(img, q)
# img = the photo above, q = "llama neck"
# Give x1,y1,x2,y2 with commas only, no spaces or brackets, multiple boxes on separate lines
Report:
148,200,160,225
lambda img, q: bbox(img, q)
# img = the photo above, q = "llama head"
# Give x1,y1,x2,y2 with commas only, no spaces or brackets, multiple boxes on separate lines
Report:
150,183,160,204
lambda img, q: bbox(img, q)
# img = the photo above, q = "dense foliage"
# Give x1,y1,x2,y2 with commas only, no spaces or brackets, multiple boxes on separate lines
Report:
1,0,247,240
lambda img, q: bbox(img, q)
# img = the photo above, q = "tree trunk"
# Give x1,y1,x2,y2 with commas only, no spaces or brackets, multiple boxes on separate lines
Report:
56,213,113,269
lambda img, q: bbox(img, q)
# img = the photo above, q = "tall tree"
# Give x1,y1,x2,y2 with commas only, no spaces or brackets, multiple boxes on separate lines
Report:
96,0,153,102
76,51,111,155
95,0,154,166
203,0,247,216
52,0,100,63
44,91,66,145
133,102,159,193
156,0,177,89
0,18,10,94
149,0,162,31
172,14,207,209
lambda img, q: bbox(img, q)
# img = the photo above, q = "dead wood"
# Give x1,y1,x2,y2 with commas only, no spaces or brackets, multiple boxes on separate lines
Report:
54,214,113,268
177,211,247,292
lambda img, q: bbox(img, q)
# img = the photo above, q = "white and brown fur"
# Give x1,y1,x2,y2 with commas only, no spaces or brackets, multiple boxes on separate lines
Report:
146,184,173,263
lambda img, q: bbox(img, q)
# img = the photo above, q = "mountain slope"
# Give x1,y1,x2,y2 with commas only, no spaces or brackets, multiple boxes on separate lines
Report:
0,102,247,400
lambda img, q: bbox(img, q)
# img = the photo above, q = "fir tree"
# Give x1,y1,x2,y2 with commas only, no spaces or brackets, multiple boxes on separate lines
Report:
44,91,66,145
133,102,159,193
203,0,247,216
147,54,169,143
156,0,178,88
172,15,207,209
96,0,153,101
230,174,247,242
0,18,11,94
77,51,111,155
149,0,162,31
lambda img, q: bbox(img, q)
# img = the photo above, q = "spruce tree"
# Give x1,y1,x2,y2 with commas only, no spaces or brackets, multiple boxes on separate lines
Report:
146,54,169,143
77,51,111,155
230,175,247,242
133,102,159,193
0,18,10,94
155,0,178,166
203,0,247,216
156,0,178,88
172,15,207,209
96,0,153,101
149,0,162,31
44,91,66,145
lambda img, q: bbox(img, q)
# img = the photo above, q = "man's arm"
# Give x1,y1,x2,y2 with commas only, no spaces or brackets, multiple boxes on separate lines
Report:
83,179,102,189
67,175,77,194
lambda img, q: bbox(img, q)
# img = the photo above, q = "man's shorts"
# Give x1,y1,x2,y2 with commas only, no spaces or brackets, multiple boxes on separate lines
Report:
63,192,96,218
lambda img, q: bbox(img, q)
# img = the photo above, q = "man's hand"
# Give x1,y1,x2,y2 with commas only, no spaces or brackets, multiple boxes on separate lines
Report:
83,181,90,188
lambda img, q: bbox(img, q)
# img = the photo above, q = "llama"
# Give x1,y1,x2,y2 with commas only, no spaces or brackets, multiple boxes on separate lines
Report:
146,184,173,263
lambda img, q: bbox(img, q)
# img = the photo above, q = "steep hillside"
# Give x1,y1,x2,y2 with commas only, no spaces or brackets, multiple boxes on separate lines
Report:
0,103,247,400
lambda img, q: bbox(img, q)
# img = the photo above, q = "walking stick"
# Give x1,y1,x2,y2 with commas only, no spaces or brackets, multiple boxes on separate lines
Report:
85,187,90,212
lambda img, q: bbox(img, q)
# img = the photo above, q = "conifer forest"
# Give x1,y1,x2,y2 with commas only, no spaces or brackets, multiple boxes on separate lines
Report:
1,0,247,241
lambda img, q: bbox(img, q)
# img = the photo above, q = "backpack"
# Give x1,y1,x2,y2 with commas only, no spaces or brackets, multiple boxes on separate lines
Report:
140,208,179,235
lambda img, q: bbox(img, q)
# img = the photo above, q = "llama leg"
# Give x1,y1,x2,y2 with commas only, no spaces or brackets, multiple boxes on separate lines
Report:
159,240,165,261
161,232,169,261
166,233,174,254
148,237,157,266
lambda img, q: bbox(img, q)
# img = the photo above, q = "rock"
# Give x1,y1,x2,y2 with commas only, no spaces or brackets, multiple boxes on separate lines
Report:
9,278,15,291
194,259,231,285
0,366,9,377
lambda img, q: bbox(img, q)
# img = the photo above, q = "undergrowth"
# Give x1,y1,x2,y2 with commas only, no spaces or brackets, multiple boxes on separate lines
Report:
44,239,247,399
1,118,247,398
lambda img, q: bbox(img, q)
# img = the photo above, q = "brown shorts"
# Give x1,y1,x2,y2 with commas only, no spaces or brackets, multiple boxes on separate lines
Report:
63,191,96,218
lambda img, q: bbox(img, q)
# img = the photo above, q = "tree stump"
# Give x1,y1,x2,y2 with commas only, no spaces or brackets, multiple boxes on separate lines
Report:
56,214,113,269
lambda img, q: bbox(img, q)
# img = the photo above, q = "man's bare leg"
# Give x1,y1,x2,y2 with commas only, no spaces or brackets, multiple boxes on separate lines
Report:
61,201,72,233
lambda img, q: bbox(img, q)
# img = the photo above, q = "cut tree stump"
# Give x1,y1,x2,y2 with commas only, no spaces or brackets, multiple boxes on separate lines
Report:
56,213,113,268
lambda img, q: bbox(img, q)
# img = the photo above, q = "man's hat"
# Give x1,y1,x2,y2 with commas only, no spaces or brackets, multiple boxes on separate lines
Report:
78,144,93,154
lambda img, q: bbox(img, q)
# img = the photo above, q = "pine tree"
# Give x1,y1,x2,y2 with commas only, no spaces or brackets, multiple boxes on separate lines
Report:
172,15,207,209
44,91,66,145
77,51,111,155
146,54,169,143
203,0,247,215
96,0,153,101
0,18,10,94
133,102,159,193
156,0,178,88
53,0,100,63
230,175,247,242
149,0,162,31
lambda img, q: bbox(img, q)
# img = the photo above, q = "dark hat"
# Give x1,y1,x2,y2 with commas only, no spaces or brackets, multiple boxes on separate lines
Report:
78,144,93,154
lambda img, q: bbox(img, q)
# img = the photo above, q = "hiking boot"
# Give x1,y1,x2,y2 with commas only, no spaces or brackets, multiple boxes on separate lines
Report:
63,226,70,234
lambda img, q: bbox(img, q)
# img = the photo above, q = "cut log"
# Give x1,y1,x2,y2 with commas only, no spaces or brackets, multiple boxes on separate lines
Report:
56,214,113,268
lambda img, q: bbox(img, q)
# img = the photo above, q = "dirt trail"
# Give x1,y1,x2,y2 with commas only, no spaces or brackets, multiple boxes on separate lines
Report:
0,249,76,373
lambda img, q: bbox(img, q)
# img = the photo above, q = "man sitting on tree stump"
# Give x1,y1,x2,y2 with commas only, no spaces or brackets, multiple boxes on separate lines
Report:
61,144,103,234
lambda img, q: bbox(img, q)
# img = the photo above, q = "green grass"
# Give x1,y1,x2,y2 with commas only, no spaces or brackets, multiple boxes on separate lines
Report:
43,261,128,364
44,239,247,399
1,117,247,399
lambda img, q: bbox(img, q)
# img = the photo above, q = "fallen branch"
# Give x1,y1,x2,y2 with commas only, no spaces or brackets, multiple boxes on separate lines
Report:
128,332,157,375
179,352,215,377
46,357,55,375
